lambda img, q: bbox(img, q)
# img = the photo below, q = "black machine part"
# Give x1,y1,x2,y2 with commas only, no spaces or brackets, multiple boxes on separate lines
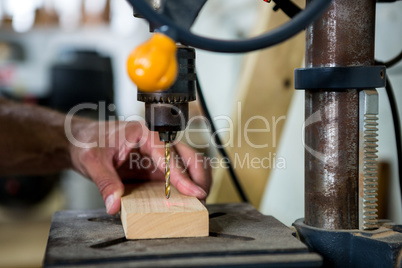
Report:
0,174,58,208
128,0,332,53
50,50,115,117
138,46,196,142
293,219,402,268
133,0,207,31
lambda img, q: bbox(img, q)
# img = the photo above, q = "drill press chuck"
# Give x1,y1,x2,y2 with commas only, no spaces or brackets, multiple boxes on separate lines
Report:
138,46,196,142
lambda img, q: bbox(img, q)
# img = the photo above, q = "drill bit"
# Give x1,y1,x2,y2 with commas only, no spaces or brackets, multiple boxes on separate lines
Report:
164,141,171,199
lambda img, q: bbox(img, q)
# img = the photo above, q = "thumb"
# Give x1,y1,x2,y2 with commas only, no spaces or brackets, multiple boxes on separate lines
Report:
87,160,124,215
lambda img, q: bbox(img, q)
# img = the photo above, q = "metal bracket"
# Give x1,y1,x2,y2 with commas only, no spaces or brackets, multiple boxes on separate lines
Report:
294,66,386,90
134,0,208,30
293,219,402,268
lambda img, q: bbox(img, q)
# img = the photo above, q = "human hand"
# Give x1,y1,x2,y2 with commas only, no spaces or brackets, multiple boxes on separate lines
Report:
68,119,212,215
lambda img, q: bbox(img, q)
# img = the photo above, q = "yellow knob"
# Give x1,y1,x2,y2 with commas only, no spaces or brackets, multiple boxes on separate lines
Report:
127,33,178,92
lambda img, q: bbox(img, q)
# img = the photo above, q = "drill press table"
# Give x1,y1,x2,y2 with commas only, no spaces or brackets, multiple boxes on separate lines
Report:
44,203,322,267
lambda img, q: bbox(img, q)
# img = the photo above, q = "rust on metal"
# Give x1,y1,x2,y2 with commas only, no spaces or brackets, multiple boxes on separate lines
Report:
304,0,376,229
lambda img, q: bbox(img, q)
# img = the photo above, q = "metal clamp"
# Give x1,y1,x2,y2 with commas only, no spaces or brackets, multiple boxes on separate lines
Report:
294,66,386,90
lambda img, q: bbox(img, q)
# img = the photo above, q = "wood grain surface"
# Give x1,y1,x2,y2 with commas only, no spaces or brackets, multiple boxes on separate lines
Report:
121,182,209,239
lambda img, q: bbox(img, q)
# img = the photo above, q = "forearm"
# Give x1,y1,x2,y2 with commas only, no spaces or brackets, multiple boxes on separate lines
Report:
0,98,86,175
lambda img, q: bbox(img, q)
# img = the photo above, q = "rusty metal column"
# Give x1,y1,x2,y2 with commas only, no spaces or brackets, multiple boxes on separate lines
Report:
304,0,376,229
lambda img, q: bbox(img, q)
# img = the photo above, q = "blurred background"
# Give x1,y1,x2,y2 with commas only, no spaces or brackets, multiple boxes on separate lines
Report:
0,0,401,267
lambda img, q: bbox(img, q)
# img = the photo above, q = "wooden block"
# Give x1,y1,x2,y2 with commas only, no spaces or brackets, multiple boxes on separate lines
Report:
121,182,209,239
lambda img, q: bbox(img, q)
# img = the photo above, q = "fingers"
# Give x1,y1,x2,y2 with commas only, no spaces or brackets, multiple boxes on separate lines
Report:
169,147,208,199
114,121,149,168
174,142,212,197
92,165,124,215
116,151,164,181
142,135,207,199
109,120,211,201
81,149,124,215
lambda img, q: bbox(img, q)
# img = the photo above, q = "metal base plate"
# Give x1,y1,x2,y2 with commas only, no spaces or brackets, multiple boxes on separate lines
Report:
44,203,322,267
293,218,402,268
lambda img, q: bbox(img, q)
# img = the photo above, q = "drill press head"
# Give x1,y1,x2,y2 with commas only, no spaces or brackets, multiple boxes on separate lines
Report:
130,0,204,143
138,46,196,142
